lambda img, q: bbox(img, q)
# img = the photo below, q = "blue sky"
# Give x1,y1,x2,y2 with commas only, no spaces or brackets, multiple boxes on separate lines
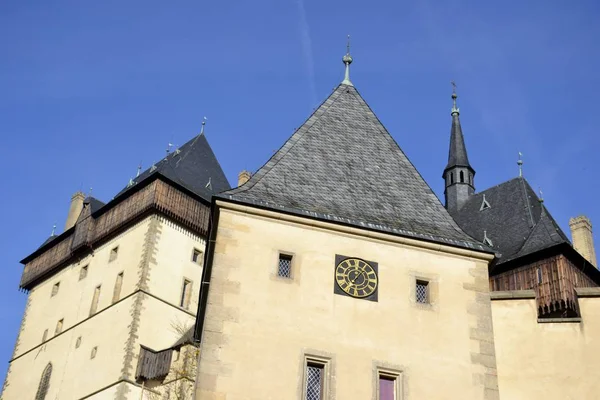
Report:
1,0,599,384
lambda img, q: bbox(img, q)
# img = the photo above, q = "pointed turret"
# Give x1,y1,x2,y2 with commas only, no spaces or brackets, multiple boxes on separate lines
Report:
443,84,475,214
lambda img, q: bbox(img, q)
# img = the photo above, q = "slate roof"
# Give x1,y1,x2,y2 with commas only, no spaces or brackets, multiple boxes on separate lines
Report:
444,111,473,174
220,83,487,252
118,133,230,203
452,177,570,265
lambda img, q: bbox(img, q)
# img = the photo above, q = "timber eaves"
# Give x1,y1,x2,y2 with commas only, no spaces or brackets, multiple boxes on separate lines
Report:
18,176,211,290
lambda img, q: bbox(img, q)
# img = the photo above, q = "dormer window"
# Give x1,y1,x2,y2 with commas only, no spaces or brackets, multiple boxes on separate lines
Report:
483,230,493,247
480,194,491,211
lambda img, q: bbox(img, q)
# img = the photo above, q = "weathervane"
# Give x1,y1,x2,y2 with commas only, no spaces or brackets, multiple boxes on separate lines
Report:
451,80,459,114
342,35,353,86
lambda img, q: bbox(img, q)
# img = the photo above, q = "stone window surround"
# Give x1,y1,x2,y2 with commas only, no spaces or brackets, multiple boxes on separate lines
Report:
372,361,406,400
409,270,439,312
299,350,335,400
271,250,298,283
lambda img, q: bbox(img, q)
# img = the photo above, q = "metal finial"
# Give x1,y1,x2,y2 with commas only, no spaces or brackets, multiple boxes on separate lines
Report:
89,187,93,196
166,143,173,154
200,117,207,135
136,163,142,177
342,35,353,86
451,80,459,114
51,224,56,236
538,188,544,203
517,152,524,177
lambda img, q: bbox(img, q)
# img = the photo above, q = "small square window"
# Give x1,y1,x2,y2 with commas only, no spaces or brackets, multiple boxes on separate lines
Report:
278,254,293,278
79,265,88,281
192,248,203,264
416,280,429,304
109,246,119,262
51,282,60,297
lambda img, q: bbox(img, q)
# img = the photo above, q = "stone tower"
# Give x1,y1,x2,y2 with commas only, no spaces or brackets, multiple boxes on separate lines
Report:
443,88,475,214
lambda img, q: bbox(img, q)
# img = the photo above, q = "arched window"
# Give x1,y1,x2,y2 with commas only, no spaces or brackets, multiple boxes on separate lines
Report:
460,171,465,183
35,363,52,400
450,173,454,184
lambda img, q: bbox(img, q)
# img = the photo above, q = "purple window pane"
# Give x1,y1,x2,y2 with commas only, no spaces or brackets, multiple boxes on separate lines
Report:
379,377,395,400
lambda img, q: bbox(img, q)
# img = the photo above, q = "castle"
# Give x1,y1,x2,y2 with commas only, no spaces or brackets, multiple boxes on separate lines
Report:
2,47,599,400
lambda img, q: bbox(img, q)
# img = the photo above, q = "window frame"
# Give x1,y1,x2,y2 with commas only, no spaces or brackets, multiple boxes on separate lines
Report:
180,278,193,309
375,366,403,400
109,246,119,262
89,285,102,316
191,248,203,265
302,354,330,400
54,319,63,335
415,279,430,304
79,265,89,281
51,282,60,297
112,272,124,304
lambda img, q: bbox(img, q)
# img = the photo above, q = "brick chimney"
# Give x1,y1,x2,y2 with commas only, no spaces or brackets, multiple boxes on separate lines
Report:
569,215,597,267
64,191,85,231
238,170,251,187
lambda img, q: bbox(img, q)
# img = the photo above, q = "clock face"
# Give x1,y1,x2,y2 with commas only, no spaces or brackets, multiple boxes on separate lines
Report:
335,257,378,298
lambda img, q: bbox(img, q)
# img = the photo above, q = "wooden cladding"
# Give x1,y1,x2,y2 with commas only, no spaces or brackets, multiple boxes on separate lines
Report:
135,346,173,382
490,254,596,317
20,179,210,289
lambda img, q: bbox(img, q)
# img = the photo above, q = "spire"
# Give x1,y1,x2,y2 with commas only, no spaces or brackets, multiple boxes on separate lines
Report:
341,35,353,86
443,82,475,213
444,82,473,174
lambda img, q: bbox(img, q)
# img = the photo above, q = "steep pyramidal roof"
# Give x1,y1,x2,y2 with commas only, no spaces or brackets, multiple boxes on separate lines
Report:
220,83,486,251
120,133,230,202
444,94,473,174
452,177,570,264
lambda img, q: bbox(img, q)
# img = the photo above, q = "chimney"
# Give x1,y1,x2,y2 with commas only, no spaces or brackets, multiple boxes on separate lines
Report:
64,191,85,231
569,215,597,267
238,170,251,187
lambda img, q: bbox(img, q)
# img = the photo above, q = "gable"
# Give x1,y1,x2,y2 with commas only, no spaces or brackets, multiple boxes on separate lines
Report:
221,84,485,251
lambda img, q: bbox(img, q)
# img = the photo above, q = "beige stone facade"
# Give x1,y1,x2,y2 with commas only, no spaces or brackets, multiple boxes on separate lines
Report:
492,289,600,399
2,215,204,399
195,202,498,400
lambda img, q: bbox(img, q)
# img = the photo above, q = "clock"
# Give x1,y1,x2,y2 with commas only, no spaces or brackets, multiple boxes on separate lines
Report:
334,256,378,301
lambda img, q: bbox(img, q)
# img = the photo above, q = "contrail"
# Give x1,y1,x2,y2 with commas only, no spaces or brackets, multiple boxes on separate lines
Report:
296,0,318,108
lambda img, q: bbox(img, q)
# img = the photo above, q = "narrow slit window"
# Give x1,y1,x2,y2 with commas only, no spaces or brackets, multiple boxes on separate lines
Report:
89,285,101,316
305,362,324,400
75,336,82,349
180,279,192,309
112,272,124,303
460,170,465,183
109,246,119,262
537,268,543,285
51,282,60,297
278,254,293,278
450,172,454,184
192,248,203,264
55,319,63,335
91,346,97,359
79,265,88,281
41,329,48,343
35,363,52,400
416,280,429,304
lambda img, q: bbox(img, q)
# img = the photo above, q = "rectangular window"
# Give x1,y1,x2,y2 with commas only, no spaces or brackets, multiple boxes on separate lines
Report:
305,363,324,400
79,265,88,280
416,280,429,304
42,329,48,343
180,279,192,309
278,254,293,278
192,248,203,264
55,319,63,335
51,282,60,297
377,371,402,400
109,246,119,262
112,272,124,303
89,285,101,316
